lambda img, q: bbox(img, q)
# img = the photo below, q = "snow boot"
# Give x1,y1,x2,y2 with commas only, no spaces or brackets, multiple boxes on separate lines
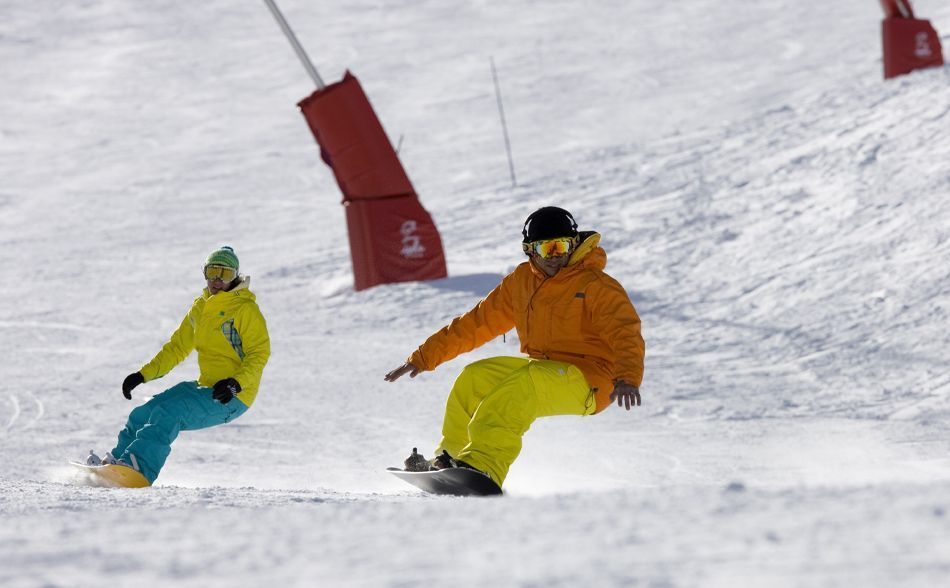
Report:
403,448,431,472
85,450,121,466
431,450,456,470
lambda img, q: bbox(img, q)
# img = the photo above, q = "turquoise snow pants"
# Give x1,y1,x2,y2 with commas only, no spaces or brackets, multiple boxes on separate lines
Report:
111,381,248,483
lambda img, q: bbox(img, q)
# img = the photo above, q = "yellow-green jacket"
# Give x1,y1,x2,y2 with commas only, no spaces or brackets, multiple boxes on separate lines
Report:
139,277,270,407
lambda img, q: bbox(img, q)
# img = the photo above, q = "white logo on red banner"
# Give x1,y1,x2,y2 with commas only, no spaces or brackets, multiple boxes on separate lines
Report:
915,32,933,58
400,220,426,259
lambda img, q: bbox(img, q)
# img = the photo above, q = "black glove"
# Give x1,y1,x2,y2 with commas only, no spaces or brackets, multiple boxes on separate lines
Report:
122,372,145,400
212,378,241,404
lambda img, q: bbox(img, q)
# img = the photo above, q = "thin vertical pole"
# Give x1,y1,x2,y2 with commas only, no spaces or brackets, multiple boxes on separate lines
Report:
262,0,326,90
490,57,517,187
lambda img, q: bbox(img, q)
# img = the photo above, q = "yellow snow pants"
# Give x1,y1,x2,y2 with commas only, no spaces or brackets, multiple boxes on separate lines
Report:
435,356,595,486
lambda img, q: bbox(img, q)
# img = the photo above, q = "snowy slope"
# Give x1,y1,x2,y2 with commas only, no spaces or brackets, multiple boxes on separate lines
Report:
2,0,950,586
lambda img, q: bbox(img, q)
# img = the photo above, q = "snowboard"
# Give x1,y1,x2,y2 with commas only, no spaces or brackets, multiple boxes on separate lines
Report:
387,467,503,496
69,461,151,488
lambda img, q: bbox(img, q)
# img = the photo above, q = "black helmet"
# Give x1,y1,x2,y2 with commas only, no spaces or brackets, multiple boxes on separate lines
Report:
522,206,578,242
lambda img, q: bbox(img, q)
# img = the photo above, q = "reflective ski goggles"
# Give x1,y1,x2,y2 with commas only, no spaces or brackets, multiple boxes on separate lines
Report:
522,237,575,259
203,264,238,282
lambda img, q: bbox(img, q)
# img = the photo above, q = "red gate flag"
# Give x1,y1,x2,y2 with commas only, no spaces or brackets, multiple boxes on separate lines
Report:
297,71,447,291
880,0,944,79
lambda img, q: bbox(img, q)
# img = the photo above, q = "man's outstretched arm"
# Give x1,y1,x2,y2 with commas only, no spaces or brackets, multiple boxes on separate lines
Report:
384,362,420,382
397,274,516,377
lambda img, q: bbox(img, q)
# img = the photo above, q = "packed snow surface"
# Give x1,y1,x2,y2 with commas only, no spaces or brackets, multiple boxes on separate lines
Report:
2,0,949,586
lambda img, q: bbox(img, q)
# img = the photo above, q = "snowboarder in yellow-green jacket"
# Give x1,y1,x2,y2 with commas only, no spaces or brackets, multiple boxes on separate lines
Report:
85,246,270,485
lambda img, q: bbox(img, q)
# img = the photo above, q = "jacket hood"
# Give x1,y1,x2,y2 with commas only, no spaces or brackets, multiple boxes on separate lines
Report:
567,231,606,271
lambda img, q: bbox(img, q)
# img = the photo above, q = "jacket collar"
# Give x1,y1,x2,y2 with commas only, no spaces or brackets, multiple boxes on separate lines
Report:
202,275,251,300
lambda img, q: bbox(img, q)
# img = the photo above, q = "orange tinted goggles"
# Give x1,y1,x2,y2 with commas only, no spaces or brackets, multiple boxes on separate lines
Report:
523,237,574,259
204,265,237,282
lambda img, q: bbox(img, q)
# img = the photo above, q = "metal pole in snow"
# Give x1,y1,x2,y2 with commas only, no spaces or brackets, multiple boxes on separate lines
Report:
490,57,517,188
262,0,326,90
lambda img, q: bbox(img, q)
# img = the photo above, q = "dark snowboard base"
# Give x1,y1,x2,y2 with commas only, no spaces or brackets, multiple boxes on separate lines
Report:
387,466,503,496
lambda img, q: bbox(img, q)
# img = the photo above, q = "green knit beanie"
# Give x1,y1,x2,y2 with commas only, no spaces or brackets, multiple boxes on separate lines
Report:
205,246,239,271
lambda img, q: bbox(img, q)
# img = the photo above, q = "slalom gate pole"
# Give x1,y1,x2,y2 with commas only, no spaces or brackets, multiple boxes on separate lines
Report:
262,0,326,89
490,57,517,188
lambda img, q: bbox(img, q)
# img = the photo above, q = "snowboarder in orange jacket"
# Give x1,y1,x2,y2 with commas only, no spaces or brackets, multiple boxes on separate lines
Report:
385,207,645,487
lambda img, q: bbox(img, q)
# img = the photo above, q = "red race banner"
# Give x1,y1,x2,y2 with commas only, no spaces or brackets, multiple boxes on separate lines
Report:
880,0,944,79
298,72,448,290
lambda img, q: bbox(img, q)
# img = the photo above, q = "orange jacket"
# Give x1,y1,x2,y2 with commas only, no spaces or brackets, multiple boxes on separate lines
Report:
408,232,645,413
